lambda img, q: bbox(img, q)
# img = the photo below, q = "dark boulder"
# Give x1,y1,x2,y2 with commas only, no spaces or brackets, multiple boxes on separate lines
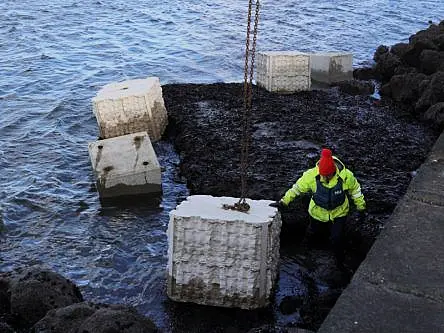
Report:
419,50,444,74
422,102,444,128
373,45,389,63
6,266,83,327
32,302,98,333
409,23,444,45
77,305,158,333
375,52,401,82
386,73,428,103
403,38,439,68
393,65,418,76
390,42,411,59
353,67,376,81
335,80,374,96
371,20,444,126
33,302,158,333
433,34,444,51
415,71,444,113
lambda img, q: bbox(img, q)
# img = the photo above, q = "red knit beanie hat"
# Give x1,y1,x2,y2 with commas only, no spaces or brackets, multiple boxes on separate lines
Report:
318,148,336,176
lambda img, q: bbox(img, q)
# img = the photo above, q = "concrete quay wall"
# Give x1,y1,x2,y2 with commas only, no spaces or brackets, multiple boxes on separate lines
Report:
318,131,444,333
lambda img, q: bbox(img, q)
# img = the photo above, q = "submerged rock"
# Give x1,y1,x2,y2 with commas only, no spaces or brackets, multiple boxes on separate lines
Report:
33,302,158,333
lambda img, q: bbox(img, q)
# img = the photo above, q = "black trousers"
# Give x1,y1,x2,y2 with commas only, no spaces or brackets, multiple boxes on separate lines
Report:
306,215,347,263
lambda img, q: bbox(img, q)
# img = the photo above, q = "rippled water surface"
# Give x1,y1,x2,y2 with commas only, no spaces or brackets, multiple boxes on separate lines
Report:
1,0,443,330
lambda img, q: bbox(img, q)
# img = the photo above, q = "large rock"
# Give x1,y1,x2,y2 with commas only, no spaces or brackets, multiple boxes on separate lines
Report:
390,42,411,59
419,50,444,74
434,34,444,51
78,306,158,333
33,302,97,333
422,102,444,128
335,80,374,96
374,52,401,82
371,21,444,126
353,67,376,81
386,73,428,103
5,267,83,327
416,71,444,113
33,302,158,333
373,45,389,63
409,22,444,45
403,39,439,68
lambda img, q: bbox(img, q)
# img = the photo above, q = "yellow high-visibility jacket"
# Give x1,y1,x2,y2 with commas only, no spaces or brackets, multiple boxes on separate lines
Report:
281,156,366,222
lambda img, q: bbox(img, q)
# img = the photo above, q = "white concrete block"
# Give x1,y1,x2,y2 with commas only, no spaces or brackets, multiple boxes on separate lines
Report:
88,132,161,199
92,77,168,141
310,52,353,83
167,195,281,309
256,51,311,93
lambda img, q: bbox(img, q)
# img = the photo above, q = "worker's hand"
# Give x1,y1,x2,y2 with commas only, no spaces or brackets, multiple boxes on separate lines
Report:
269,201,285,210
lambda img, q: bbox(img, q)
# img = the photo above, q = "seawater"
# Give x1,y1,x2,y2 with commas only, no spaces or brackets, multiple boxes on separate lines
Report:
1,0,443,330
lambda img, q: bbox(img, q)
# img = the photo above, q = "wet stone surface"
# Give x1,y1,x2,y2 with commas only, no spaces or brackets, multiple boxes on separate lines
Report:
162,82,440,330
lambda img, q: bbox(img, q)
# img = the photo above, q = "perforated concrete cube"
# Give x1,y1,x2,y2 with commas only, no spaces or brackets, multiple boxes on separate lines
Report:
167,195,281,309
92,77,168,141
256,51,311,92
88,132,161,199
310,52,353,83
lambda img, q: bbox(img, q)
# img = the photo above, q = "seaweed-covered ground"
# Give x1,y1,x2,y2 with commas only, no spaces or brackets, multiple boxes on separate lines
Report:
162,82,440,330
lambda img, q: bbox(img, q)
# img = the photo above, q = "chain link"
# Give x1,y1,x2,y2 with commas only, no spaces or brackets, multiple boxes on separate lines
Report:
238,0,260,212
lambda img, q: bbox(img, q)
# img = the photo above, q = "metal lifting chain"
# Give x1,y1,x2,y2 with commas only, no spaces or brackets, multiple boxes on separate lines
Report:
224,0,260,213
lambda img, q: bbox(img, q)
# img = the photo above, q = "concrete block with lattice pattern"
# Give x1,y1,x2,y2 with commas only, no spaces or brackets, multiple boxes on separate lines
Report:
92,77,168,141
167,195,281,309
256,51,311,93
88,132,161,199
310,52,353,83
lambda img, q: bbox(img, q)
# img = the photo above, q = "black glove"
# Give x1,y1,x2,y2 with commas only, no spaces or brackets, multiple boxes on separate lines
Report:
269,201,285,209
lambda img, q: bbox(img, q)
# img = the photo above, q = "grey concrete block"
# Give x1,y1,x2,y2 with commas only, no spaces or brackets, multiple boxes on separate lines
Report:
310,53,353,84
88,132,161,199
167,195,282,309
256,51,311,93
92,77,168,141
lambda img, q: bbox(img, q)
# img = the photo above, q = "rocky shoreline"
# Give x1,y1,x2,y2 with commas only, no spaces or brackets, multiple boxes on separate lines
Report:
1,21,443,333
355,20,444,127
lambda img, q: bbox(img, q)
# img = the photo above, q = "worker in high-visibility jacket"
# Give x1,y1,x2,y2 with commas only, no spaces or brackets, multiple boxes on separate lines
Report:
270,148,366,266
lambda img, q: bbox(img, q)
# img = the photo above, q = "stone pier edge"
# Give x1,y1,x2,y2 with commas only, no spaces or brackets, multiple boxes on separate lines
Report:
318,130,444,333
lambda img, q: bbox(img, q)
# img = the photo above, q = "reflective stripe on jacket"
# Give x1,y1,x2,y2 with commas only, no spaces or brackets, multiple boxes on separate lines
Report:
281,156,366,222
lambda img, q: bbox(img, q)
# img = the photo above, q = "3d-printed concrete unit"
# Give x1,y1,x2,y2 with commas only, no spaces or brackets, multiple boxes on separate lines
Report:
92,77,168,141
256,51,311,93
310,52,353,83
167,195,282,309
88,132,161,199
